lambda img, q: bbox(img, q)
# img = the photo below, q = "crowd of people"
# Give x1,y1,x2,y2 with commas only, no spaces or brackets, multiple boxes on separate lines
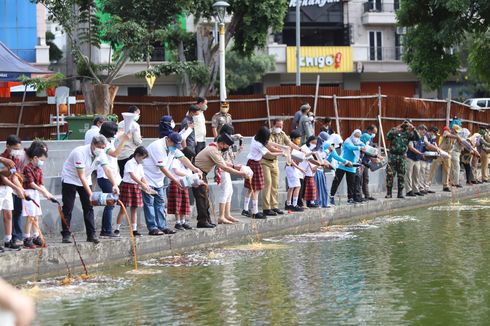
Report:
0,99,489,252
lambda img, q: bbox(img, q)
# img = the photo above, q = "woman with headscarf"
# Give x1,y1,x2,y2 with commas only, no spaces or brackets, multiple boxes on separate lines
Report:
329,129,365,205
159,115,176,138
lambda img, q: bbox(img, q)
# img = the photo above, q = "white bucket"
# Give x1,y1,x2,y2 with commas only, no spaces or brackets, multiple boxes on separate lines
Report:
291,149,306,161
121,112,136,133
364,145,378,157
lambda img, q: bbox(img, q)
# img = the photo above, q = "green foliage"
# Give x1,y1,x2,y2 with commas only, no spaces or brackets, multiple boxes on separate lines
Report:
398,0,490,90
225,51,275,92
46,31,63,62
18,73,65,92
138,61,210,88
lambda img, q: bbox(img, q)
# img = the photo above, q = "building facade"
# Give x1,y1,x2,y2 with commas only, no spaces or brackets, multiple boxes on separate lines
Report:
265,0,421,97
0,0,49,66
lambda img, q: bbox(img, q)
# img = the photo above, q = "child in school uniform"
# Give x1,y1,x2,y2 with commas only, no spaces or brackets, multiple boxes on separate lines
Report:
285,157,306,212
167,148,194,231
242,127,283,219
115,146,151,237
22,146,53,248
300,136,319,208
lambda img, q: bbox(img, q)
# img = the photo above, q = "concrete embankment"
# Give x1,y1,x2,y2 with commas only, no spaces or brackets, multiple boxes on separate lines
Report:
1,183,488,282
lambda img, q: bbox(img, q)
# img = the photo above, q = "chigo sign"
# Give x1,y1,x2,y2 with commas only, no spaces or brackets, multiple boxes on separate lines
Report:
289,0,340,7
286,47,353,73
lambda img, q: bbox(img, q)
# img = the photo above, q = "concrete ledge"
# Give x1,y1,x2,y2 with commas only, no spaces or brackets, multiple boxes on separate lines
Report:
2,183,490,282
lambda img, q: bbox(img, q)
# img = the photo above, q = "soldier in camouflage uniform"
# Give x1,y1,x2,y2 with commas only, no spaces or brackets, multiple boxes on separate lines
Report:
386,120,420,198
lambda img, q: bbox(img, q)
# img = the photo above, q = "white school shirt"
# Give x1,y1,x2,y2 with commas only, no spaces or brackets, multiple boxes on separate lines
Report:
122,158,145,184
97,139,122,184
143,137,184,188
300,144,315,177
61,144,109,186
172,158,193,181
193,111,206,142
84,125,100,145
247,139,268,161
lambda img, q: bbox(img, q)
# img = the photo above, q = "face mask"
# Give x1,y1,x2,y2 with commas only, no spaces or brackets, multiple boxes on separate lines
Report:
134,115,140,122
36,160,44,168
10,149,23,157
168,146,177,153
94,148,104,157
309,144,317,150
170,121,176,129
353,137,361,145
202,105,208,111
220,107,229,114
273,127,282,134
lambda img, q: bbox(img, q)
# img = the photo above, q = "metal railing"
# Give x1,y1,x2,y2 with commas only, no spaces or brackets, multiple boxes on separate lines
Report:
360,46,404,61
363,1,400,13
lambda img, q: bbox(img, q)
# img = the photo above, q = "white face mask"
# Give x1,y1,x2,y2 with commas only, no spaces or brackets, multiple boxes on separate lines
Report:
134,115,140,122
10,149,23,157
94,148,104,157
309,144,317,150
273,127,282,134
170,121,176,129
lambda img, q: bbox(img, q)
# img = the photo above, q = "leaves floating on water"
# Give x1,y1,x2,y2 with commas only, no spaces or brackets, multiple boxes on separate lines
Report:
264,231,357,243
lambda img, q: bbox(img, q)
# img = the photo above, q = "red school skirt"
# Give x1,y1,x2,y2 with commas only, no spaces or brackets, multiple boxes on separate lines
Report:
244,159,265,191
167,181,191,215
119,182,143,207
303,176,318,201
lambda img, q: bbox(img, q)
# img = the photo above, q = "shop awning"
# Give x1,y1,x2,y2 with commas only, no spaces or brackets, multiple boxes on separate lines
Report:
0,41,51,81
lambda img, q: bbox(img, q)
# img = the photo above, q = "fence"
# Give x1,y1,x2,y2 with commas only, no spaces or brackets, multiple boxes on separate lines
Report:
0,86,489,141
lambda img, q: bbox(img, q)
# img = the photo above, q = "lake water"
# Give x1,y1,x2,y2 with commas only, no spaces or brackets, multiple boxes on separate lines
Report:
27,198,490,325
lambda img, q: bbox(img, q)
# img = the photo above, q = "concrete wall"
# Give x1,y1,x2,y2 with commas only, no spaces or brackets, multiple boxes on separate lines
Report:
0,138,445,236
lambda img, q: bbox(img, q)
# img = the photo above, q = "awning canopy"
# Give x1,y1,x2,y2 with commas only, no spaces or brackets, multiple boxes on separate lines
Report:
0,41,51,81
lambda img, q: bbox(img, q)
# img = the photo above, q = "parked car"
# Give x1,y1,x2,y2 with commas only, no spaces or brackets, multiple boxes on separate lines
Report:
463,98,490,110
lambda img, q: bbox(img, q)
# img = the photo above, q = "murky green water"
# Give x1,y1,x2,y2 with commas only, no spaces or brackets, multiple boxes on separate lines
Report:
30,198,490,325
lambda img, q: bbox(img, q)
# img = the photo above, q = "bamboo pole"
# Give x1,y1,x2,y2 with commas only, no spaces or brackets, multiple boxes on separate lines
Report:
378,115,388,157
265,94,271,128
16,85,28,136
446,88,452,126
333,94,341,135
313,75,320,117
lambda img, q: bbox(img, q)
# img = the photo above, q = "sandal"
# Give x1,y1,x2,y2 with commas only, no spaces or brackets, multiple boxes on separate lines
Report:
148,229,163,236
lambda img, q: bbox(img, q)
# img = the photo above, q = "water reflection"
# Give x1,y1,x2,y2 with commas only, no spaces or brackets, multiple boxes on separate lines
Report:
28,198,490,325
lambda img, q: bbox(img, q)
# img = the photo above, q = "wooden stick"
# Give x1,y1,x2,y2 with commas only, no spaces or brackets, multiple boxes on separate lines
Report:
446,88,452,126
313,75,320,117
265,94,271,128
333,94,341,135
378,115,388,157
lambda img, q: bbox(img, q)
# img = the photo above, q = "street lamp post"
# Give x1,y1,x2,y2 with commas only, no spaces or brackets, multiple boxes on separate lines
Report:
213,1,230,106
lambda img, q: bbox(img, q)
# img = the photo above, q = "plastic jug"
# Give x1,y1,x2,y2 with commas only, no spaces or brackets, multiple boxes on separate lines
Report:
90,192,119,206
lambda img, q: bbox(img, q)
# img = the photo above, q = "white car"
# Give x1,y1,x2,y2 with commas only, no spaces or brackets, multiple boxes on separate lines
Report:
463,98,490,110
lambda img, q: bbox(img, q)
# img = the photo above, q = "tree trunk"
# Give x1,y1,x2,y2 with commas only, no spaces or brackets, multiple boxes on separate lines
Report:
178,40,191,96
84,84,118,116
82,81,95,114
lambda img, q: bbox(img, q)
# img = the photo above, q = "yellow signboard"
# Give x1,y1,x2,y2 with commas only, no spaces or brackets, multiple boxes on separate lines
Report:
286,46,353,73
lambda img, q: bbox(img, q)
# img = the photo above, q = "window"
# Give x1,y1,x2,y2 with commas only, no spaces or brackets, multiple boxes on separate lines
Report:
368,0,382,11
369,31,383,61
128,87,148,96
395,32,403,60
477,100,487,108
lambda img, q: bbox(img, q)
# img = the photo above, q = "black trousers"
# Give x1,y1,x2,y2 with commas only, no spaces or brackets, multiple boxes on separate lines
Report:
192,173,211,224
61,182,95,237
297,178,306,207
362,165,370,198
330,169,356,200
195,142,206,155
354,166,364,201
117,157,131,179
11,194,23,242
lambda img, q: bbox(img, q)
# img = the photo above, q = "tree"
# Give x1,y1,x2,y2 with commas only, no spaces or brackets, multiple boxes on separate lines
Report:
160,0,287,96
397,0,490,91
46,31,63,63
225,51,275,93
33,0,193,114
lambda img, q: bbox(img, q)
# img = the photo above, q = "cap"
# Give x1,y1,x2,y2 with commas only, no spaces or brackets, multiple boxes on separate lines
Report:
219,133,235,146
429,126,439,133
168,132,183,149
